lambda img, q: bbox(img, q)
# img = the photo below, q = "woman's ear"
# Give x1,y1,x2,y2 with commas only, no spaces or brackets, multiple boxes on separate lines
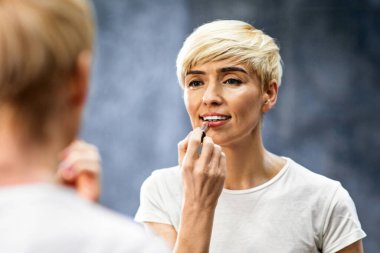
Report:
68,51,92,108
262,79,279,113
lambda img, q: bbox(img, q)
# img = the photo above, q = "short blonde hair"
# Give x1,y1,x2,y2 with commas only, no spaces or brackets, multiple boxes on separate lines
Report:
0,0,94,139
176,20,283,89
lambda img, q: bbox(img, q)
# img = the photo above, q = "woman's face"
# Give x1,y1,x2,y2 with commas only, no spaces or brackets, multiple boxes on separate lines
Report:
184,59,269,147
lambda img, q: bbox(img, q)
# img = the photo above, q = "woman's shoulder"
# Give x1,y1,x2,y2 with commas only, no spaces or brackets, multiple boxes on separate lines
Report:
141,165,182,193
284,158,353,215
151,165,181,178
285,158,342,192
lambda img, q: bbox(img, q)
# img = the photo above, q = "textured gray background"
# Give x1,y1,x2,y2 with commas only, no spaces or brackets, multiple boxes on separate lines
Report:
82,0,380,251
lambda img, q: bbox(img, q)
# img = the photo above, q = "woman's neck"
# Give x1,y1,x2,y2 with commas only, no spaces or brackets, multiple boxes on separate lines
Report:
222,131,285,190
0,117,59,186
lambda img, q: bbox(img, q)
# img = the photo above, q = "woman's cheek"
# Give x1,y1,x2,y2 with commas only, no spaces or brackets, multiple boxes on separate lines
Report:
186,95,203,128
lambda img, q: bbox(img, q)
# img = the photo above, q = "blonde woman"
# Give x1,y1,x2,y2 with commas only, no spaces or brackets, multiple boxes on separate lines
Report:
135,20,366,253
0,0,169,252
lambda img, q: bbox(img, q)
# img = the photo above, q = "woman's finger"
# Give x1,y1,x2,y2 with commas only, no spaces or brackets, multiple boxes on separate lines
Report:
58,140,101,174
178,133,190,167
207,143,222,173
181,128,203,171
58,158,100,181
56,140,101,202
60,141,100,161
197,136,215,171
76,170,100,202
58,150,100,172
219,152,227,178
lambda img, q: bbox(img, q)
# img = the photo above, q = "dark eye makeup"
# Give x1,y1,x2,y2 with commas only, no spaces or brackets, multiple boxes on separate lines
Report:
223,78,242,85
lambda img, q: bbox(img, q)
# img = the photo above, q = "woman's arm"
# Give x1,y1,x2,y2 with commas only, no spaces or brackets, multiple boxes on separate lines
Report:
156,128,226,253
336,240,364,253
145,222,177,248
174,203,217,253
145,206,217,253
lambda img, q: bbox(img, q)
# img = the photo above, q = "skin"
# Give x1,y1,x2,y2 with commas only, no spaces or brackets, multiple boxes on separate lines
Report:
143,58,364,253
0,51,90,188
56,139,101,202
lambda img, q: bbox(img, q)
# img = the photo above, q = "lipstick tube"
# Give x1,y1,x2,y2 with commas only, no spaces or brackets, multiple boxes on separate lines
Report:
200,123,209,143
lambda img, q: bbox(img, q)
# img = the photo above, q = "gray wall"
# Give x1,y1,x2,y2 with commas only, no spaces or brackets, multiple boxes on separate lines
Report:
83,0,380,251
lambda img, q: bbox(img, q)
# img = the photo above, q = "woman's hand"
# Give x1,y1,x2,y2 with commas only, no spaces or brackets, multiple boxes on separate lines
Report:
174,127,226,253
56,140,101,202
178,127,226,210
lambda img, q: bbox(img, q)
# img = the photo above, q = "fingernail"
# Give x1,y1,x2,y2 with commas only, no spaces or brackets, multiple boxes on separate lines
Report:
63,167,74,180
200,122,209,132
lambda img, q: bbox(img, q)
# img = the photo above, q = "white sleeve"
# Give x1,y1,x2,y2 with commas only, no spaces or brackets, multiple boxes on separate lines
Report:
134,173,172,225
137,232,171,253
322,185,366,253
115,221,171,253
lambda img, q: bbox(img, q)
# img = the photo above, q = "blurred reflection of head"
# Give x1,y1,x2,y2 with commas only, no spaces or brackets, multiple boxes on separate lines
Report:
0,0,94,183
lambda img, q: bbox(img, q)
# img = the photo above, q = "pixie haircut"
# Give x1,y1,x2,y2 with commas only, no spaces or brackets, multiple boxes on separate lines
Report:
176,20,283,90
0,0,93,138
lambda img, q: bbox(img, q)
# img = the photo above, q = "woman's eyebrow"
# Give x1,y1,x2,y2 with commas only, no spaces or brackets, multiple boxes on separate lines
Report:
220,67,248,74
186,70,205,75
186,67,248,76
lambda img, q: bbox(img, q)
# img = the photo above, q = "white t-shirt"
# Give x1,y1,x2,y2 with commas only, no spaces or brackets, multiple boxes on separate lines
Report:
135,158,366,253
0,183,169,253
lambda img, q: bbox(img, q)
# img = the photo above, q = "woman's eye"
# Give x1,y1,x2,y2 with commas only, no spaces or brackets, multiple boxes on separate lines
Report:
224,78,242,85
187,80,203,88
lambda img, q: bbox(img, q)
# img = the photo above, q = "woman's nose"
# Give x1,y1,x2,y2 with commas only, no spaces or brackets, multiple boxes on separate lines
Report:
202,83,222,106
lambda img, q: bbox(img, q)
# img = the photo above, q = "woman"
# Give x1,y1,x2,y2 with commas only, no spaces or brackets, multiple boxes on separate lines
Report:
0,0,169,252
135,20,366,252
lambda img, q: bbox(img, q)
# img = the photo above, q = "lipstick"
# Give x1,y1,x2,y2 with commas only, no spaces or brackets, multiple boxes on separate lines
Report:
199,113,231,128
200,122,209,143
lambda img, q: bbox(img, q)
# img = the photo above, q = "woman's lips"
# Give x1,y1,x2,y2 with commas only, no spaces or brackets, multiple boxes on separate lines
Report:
206,120,229,127
199,114,231,128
